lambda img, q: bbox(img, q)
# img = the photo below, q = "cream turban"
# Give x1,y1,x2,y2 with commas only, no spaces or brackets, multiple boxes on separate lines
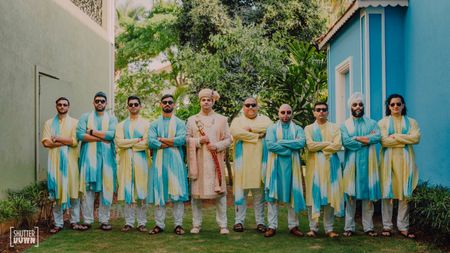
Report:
198,88,220,102
347,92,365,108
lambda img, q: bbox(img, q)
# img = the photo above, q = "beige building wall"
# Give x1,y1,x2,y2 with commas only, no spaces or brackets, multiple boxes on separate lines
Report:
0,0,114,198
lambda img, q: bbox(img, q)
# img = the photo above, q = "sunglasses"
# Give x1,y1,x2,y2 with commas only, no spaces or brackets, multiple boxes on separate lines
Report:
95,99,106,104
244,103,257,108
389,102,403,107
162,100,174,105
57,103,68,107
280,110,292,115
128,102,140,107
315,108,328,112
351,102,364,107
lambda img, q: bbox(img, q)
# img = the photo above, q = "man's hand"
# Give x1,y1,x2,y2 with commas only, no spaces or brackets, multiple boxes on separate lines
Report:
258,132,266,138
207,143,217,151
355,136,370,145
200,136,209,144
160,143,169,149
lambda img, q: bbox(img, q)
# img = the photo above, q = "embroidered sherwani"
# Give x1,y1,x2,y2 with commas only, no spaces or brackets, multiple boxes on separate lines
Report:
378,115,420,232
230,114,272,226
305,121,343,232
186,111,231,228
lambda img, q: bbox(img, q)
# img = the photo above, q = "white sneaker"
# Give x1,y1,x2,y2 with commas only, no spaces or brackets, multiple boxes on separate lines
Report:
190,227,201,234
220,227,229,235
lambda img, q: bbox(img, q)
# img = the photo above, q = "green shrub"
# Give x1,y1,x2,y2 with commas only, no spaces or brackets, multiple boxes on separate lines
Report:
0,200,15,221
410,181,450,245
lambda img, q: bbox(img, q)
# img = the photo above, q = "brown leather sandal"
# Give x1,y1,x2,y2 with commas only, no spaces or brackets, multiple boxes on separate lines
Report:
121,225,133,232
137,225,148,233
49,226,62,234
326,231,339,238
256,224,267,233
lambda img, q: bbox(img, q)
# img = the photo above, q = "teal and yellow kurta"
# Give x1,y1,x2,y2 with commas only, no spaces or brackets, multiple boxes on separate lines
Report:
77,111,117,206
115,116,150,204
341,117,381,201
265,121,306,213
42,115,79,209
379,116,420,200
305,121,344,220
230,114,272,205
147,116,189,206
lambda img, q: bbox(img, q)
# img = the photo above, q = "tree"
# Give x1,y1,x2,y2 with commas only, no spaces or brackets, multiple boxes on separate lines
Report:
177,22,285,120
260,41,327,127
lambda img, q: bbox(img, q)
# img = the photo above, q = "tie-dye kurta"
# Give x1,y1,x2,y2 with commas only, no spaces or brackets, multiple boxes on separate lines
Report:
115,116,150,204
148,116,189,206
77,111,117,206
305,122,344,220
186,112,231,199
341,117,381,201
379,116,420,200
230,114,272,205
41,115,79,209
265,121,306,213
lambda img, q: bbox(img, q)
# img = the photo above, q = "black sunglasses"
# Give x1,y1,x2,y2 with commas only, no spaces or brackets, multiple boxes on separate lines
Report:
95,99,106,104
162,100,174,105
57,103,69,107
351,102,364,107
315,108,328,112
244,103,257,108
280,110,292,115
389,102,402,107
128,102,140,107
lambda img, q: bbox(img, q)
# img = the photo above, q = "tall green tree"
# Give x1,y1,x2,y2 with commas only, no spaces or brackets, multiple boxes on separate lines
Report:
260,41,327,127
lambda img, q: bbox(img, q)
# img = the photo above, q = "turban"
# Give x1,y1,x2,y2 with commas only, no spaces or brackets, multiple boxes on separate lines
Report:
347,92,365,108
198,88,220,102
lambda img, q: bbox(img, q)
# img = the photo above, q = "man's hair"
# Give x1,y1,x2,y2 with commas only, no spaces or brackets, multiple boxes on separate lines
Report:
385,94,407,116
161,94,174,102
94,91,107,101
313,102,328,110
55,97,70,106
127,95,141,104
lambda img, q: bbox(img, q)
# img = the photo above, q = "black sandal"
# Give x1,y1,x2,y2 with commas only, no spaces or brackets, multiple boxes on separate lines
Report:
400,230,416,239
121,225,132,232
71,223,88,231
256,224,267,233
149,225,164,235
137,225,148,233
381,229,392,237
174,225,185,235
233,223,244,232
365,230,378,237
100,223,112,231
343,230,353,237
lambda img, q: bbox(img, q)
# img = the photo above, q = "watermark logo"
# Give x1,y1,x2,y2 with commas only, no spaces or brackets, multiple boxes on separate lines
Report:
9,227,39,248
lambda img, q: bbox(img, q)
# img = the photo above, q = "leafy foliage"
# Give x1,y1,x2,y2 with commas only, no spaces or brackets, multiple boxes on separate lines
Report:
177,22,285,120
410,181,450,246
260,41,327,127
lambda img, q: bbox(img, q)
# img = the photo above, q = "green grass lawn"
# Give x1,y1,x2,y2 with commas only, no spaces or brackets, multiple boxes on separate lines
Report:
28,205,442,253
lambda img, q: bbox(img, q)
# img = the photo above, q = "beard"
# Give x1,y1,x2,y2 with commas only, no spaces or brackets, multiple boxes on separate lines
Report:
351,108,364,118
96,107,106,112
163,107,174,113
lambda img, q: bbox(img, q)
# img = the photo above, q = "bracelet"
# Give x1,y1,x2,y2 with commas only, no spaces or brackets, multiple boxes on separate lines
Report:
90,129,93,136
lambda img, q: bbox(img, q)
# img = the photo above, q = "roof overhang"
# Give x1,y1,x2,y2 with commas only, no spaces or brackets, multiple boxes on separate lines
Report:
317,0,408,50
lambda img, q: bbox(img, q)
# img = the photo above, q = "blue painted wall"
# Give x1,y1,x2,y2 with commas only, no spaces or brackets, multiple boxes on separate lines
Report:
404,0,450,187
328,14,362,122
385,7,406,96
368,13,383,120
